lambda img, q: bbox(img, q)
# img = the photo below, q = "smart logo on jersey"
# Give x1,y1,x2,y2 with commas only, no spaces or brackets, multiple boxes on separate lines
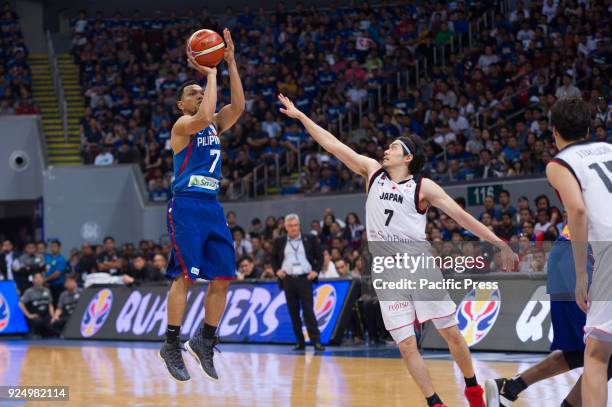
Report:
80,289,113,338
303,284,337,340
0,293,9,333
457,288,501,347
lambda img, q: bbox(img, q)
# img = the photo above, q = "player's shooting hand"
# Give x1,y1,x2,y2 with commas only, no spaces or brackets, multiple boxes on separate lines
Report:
278,93,302,119
186,54,217,77
223,28,235,64
575,272,589,313
499,243,518,272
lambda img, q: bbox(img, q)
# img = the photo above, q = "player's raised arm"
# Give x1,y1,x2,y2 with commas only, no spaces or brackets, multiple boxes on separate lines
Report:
278,93,380,178
173,58,218,139
215,29,245,134
546,161,589,312
419,177,518,271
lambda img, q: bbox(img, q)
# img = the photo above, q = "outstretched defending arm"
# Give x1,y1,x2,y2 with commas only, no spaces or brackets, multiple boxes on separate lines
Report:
215,29,245,134
420,177,518,271
278,93,380,178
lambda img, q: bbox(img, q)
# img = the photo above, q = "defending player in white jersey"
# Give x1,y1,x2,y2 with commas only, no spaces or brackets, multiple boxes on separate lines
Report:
546,97,612,407
278,93,516,407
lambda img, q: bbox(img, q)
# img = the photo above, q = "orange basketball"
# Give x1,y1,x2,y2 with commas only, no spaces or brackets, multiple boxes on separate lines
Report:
187,29,225,68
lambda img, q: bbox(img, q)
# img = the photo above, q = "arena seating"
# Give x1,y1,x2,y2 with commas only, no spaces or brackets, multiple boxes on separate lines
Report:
0,3,37,115
69,2,610,201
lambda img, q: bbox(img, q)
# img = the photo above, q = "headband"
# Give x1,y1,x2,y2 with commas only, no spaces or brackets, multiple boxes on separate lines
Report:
396,139,412,156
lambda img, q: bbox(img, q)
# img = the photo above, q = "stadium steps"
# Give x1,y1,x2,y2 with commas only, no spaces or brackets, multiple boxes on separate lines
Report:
28,53,82,166
50,53,85,165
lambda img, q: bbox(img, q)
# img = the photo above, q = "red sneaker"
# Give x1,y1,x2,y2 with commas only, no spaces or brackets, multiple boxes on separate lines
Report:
465,384,485,407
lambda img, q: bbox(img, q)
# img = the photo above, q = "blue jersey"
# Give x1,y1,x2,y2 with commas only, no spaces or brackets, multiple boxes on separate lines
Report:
171,122,222,197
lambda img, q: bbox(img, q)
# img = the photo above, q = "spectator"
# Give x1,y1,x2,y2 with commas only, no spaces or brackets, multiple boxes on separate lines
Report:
534,209,552,236
44,239,68,306
319,249,339,279
531,249,547,273
335,259,351,278
233,227,253,258
36,241,47,257
237,255,262,280
249,236,266,267
50,273,82,335
343,212,365,250
555,75,581,99
495,212,517,242
96,236,123,276
1,239,17,281
123,253,164,285
19,272,54,338
498,190,517,218
74,243,96,281
12,242,45,293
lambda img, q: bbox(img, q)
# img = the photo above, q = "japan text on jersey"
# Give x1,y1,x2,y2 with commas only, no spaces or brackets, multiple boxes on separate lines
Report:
172,123,223,196
366,169,428,243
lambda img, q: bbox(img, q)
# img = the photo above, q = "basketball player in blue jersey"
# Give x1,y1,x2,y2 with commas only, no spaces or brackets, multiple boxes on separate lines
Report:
159,28,244,383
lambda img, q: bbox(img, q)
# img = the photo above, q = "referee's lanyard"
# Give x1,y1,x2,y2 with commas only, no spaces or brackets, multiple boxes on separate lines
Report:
289,239,303,275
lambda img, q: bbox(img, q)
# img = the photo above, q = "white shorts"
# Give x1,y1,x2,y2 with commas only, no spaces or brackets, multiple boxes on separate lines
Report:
379,299,457,344
584,244,612,342
584,300,612,342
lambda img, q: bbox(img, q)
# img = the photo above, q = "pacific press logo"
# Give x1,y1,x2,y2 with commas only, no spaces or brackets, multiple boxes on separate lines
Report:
80,289,113,338
457,288,501,347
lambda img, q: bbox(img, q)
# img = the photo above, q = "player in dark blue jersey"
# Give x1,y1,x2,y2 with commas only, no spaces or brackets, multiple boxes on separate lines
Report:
159,28,244,383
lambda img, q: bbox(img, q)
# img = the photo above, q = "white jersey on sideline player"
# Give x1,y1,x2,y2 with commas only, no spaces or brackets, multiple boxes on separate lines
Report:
553,140,612,340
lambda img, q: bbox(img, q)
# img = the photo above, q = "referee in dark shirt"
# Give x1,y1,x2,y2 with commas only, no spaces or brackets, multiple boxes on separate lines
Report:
272,214,325,351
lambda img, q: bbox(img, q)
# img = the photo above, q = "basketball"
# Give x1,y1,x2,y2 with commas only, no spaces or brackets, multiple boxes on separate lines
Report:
187,29,225,67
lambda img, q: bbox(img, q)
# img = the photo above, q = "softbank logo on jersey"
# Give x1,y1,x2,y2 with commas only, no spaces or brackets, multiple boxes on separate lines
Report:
188,175,220,191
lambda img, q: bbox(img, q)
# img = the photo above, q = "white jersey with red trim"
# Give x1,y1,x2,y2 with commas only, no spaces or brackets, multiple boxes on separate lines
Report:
553,140,612,340
365,168,428,243
553,141,612,243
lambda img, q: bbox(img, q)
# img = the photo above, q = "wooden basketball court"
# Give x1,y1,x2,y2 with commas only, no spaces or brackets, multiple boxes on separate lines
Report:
1,340,601,406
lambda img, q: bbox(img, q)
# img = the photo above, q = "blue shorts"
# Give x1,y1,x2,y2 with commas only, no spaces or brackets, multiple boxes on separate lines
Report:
166,193,236,281
550,299,586,351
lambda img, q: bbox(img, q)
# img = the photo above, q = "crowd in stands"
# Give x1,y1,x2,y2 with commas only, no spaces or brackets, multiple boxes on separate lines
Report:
2,190,564,339
0,2,37,115
71,1,611,201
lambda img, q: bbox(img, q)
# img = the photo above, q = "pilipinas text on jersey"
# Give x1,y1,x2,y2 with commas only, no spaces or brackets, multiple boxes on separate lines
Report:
171,122,222,197
365,168,428,243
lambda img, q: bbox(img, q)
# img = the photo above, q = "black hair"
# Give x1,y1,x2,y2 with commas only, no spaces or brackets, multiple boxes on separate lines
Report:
238,255,254,264
397,135,425,175
550,97,591,141
103,236,115,243
177,80,198,101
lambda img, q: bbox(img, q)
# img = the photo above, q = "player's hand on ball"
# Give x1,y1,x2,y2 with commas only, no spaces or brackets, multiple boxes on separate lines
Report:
187,54,217,77
278,93,302,119
223,28,235,64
